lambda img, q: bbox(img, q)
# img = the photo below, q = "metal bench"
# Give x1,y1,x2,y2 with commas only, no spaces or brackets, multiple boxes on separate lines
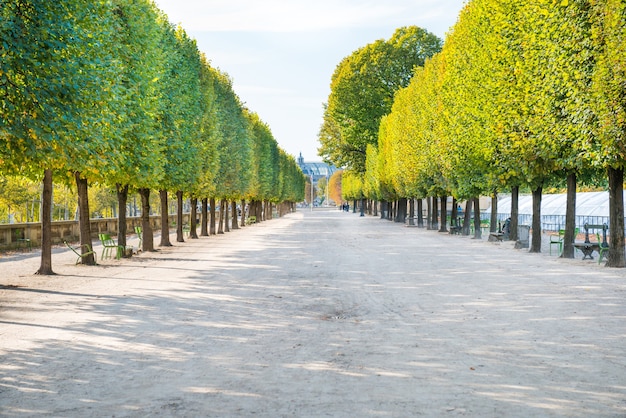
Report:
574,223,608,261
488,232,504,242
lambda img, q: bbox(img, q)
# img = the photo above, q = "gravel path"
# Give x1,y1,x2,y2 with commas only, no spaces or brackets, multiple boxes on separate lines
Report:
1,209,625,417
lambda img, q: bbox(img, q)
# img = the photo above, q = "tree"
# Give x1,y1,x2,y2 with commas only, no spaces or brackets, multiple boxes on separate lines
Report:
211,70,253,225
106,0,166,252
588,0,626,267
156,24,205,245
328,170,343,206
0,175,41,223
319,26,442,174
1,0,121,272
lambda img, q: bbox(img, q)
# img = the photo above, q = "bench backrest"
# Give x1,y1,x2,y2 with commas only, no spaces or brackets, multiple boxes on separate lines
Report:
583,223,608,245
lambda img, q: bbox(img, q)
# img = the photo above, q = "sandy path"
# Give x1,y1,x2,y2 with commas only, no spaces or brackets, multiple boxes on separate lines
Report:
1,209,625,417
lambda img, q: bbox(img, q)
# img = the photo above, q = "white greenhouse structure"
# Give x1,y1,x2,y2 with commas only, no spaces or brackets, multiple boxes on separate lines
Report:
489,191,614,232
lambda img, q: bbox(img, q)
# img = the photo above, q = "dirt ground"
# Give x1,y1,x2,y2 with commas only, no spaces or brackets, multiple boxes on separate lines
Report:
1,209,625,417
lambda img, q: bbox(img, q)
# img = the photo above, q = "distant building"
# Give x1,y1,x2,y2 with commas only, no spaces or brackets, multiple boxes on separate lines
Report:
297,153,339,185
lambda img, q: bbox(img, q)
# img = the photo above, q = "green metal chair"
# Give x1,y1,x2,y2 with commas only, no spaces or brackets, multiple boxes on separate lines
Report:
549,229,564,256
14,228,32,251
597,232,609,264
134,226,142,249
64,241,97,264
98,233,123,259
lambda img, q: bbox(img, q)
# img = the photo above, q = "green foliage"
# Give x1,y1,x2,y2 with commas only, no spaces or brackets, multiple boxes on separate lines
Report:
316,177,327,201
0,174,41,222
105,0,167,190
0,0,121,177
372,0,617,206
158,24,205,193
212,70,253,200
319,26,442,174
246,111,280,201
341,170,364,201
0,0,305,224
589,0,626,167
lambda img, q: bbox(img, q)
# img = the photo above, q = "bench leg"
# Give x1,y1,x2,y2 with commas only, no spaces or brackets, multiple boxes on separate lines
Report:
581,248,594,260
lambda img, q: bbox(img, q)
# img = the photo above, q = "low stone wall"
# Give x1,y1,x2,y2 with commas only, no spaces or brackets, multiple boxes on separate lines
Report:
0,214,189,249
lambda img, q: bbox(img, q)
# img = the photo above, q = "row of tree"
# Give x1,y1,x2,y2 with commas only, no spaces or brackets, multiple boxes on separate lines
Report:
1,0,306,274
319,0,626,267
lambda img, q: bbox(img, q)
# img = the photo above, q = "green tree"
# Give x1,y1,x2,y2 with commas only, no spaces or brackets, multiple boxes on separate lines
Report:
0,175,40,222
319,26,442,174
212,70,253,231
588,0,626,267
1,0,121,272
193,55,220,237
105,0,166,252
156,24,205,245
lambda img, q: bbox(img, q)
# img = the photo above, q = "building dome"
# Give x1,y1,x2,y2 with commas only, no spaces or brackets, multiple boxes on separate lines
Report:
297,153,339,182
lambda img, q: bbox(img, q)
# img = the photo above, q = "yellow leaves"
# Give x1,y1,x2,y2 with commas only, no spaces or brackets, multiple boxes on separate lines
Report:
561,0,569,6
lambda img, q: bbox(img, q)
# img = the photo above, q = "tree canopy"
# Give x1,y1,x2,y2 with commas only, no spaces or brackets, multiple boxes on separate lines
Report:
330,0,626,266
1,0,306,272
318,26,442,174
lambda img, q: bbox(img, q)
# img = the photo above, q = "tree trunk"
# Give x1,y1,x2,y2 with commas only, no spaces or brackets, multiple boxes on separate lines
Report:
510,186,519,241
175,190,184,243
530,186,543,253
267,200,273,220
372,200,378,217
74,172,95,265
409,198,415,226
380,200,386,219
473,197,481,239
250,200,256,222
561,174,577,259
426,197,432,229
218,199,225,234
224,200,230,232
240,199,246,227
432,196,439,230
200,198,209,236
360,198,365,217
37,169,55,275
396,198,407,223
490,193,498,233
210,197,216,235
417,199,424,228
352,199,357,214
251,200,261,223
249,200,256,223
607,167,625,267
190,197,199,239
232,200,239,229
450,197,458,227
160,190,172,246
439,196,448,232
139,188,154,252
256,200,262,222
117,184,129,249
463,199,473,236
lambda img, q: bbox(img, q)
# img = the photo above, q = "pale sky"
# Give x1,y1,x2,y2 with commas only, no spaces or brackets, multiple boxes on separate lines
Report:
153,0,467,162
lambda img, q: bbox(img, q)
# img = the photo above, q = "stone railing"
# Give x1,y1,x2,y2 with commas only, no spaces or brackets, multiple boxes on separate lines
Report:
0,214,190,249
